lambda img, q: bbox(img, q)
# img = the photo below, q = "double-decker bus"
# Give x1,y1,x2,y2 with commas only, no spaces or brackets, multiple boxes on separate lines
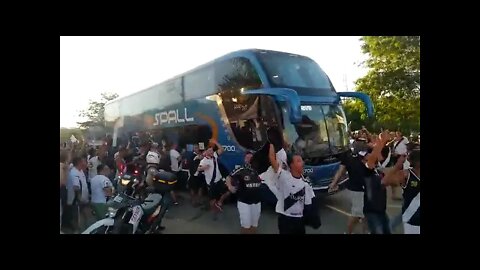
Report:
104,49,374,202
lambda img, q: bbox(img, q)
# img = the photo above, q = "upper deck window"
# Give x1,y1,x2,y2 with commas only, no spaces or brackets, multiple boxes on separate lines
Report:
256,51,336,96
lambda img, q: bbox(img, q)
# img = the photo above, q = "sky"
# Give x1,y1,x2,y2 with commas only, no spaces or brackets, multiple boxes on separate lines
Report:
60,36,368,128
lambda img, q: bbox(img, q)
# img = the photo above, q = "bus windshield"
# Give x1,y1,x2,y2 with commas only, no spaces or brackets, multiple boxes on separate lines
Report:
256,51,336,95
282,104,349,158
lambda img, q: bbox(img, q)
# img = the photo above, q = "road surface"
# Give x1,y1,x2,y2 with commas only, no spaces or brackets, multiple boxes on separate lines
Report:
161,186,404,234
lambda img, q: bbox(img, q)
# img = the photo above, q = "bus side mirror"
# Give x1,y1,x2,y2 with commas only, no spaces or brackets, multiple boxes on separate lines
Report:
243,88,302,124
337,92,374,118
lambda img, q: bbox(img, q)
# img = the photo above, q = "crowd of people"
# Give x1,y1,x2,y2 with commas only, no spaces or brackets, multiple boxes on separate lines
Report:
60,126,420,235
330,128,420,234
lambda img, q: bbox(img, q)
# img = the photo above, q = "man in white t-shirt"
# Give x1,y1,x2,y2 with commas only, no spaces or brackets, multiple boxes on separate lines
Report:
88,149,102,181
170,144,181,172
391,131,409,200
169,144,181,205
198,139,229,215
268,144,315,234
393,131,409,156
90,164,113,220
259,147,287,200
66,156,89,233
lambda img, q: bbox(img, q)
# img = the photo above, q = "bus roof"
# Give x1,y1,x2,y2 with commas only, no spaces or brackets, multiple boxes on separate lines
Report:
105,49,310,106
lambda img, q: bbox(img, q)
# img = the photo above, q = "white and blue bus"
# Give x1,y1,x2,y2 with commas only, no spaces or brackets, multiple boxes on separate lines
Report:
104,49,374,203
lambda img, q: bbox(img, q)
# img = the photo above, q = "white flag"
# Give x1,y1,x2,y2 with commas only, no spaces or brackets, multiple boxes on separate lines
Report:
70,135,78,143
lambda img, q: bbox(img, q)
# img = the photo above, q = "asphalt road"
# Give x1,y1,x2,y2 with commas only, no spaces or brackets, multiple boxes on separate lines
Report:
161,186,404,234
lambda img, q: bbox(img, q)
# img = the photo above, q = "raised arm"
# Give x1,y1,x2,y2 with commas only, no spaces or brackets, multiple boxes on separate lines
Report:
366,131,390,169
269,144,280,173
210,139,224,156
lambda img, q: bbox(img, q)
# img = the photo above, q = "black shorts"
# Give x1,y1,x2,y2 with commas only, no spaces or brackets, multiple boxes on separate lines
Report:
278,214,305,234
189,175,206,192
208,180,227,201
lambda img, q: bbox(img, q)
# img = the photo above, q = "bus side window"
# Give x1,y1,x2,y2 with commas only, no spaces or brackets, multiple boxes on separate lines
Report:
215,58,284,151
260,96,280,128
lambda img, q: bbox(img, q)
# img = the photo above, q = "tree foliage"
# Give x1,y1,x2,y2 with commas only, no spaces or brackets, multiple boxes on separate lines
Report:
78,92,119,129
347,36,420,133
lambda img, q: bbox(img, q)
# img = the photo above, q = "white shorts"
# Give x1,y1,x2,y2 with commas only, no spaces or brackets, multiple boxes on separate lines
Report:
349,190,364,218
403,223,420,234
237,201,261,228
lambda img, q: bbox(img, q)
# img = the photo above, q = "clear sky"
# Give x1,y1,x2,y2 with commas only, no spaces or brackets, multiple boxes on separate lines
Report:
60,36,368,128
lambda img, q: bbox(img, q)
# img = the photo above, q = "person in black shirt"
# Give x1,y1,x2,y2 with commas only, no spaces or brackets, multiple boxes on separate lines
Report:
383,149,420,234
189,144,206,207
329,148,369,234
361,131,393,234
226,151,262,234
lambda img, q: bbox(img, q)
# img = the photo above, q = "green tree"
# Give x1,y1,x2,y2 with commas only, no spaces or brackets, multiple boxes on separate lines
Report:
350,36,420,134
78,92,119,129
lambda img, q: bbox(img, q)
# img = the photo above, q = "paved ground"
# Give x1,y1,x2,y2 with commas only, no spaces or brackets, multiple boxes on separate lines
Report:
161,186,404,234
65,186,404,234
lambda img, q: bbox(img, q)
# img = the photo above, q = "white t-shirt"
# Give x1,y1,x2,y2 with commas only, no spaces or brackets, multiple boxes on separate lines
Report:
90,175,113,204
260,149,288,200
66,167,89,205
88,156,102,180
274,168,315,218
170,149,181,172
259,149,287,180
199,152,222,185
403,160,411,170
393,137,409,155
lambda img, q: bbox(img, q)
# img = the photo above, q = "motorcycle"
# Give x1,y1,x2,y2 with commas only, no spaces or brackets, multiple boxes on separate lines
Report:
82,190,163,234
116,163,143,197
82,170,177,234
143,170,177,234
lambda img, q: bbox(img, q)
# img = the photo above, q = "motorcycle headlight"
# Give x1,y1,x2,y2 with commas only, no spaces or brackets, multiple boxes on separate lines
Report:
121,179,130,186
107,207,118,218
